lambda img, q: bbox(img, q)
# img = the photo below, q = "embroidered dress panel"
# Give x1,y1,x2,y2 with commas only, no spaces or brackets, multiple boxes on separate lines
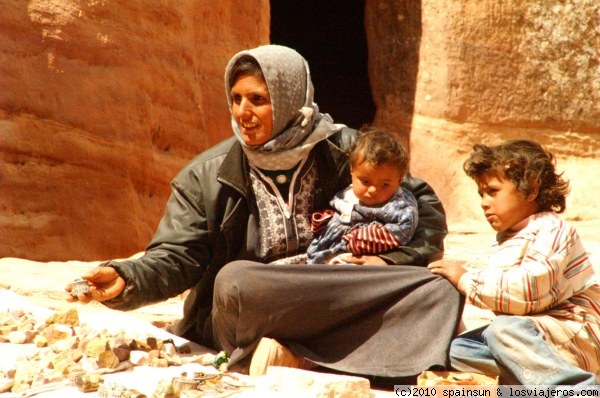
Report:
250,160,320,261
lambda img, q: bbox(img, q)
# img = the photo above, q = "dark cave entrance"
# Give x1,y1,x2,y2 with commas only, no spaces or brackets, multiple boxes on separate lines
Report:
270,1,376,129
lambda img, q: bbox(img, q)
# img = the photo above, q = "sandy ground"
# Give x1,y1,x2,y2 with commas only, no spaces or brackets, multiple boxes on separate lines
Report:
1,219,598,337
1,219,598,396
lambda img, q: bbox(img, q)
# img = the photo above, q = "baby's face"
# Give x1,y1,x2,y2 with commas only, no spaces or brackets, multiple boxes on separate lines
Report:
350,161,403,207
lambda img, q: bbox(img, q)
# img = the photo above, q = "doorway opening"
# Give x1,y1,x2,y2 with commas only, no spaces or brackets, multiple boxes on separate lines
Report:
270,1,375,129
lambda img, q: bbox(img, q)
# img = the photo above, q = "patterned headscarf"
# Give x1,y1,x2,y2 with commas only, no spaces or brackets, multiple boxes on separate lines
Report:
224,44,345,170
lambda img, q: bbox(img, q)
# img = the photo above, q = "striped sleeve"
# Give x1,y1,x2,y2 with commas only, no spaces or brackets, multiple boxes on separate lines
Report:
342,224,401,255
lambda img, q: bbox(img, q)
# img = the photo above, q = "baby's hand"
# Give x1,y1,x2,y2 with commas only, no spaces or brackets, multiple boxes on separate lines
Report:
328,253,353,265
339,254,388,266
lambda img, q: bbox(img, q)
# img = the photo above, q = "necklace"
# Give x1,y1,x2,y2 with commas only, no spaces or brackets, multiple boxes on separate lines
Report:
275,174,288,184
260,166,298,187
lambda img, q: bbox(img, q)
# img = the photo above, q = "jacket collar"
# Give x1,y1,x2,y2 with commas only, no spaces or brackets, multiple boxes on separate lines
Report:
217,138,349,200
217,140,251,198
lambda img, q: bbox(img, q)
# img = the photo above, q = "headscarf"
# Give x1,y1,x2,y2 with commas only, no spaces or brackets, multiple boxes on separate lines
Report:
224,44,345,170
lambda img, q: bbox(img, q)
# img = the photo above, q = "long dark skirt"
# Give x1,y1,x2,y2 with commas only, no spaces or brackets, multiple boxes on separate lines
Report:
210,261,463,379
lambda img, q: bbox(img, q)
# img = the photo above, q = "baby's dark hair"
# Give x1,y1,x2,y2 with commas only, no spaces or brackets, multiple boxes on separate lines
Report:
349,126,409,175
463,140,570,213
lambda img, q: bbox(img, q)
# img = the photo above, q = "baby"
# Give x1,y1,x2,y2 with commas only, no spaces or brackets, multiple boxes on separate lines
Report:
306,127,418,264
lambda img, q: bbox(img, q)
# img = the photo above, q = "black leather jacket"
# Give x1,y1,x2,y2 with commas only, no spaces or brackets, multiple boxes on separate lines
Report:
103,128,447,343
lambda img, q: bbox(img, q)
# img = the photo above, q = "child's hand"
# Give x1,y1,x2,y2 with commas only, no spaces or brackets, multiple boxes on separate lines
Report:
428,259,467,288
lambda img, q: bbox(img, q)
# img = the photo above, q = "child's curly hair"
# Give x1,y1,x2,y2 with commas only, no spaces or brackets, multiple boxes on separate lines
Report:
349,126,409,175
463,140,570,213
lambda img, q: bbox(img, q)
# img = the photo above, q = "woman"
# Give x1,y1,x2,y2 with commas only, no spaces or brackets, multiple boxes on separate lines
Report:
67,44,462,381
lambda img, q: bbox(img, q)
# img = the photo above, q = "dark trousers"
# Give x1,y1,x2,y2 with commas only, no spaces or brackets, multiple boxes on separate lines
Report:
211,261,464,378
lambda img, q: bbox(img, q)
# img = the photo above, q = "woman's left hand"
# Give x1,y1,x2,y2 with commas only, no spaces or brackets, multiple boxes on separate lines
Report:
342,255,388,266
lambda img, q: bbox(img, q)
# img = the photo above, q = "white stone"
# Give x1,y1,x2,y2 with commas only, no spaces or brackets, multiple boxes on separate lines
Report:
7,331,27,344
129,350,150,366
255,366,371,398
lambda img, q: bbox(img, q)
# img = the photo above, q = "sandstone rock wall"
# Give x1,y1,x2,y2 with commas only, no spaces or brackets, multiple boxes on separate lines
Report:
3,0,599,261
0,0,269,260
366,0,600,228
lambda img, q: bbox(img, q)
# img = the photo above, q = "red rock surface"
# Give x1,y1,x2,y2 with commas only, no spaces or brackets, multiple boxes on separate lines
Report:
365,0,600,226
0,0,269,260
1,0,598,262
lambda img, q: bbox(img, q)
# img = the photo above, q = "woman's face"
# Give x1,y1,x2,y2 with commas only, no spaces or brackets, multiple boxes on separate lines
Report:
230,74,273,146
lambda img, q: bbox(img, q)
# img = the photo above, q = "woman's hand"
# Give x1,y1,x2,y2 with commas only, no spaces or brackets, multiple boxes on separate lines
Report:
427,259,467,288
65,266,126,303
341,255,388,266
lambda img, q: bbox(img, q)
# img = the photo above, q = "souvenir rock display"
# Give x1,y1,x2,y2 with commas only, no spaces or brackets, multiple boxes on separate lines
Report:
0,306,219,396
1,294,377,397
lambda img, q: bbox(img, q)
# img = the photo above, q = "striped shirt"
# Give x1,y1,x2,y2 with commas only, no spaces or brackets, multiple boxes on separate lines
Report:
458,212,600,376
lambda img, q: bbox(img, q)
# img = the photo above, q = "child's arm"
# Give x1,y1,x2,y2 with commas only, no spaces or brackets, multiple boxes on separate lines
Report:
452,217,594,315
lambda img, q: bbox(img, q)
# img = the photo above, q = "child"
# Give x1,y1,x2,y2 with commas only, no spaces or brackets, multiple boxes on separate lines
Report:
306,127,418,264
429,140,600,385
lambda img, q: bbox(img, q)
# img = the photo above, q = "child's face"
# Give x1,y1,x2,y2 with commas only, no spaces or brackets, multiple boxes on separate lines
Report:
476,173,539,233
351,161,403,207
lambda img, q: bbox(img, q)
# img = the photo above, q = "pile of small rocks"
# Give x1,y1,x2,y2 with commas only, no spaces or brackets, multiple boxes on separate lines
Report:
0,307,216,396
